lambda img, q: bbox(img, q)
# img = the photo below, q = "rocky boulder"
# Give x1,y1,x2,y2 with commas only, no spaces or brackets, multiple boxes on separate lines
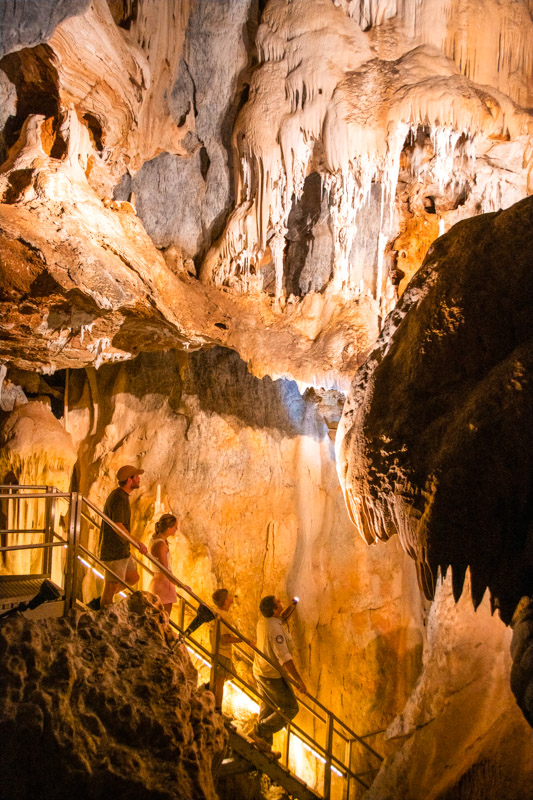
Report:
0,592,226,800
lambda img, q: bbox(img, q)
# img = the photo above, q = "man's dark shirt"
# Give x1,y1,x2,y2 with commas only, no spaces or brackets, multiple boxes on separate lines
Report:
99,487,131,561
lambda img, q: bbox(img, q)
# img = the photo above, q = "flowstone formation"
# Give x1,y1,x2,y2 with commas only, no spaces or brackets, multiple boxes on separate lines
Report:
0,592,226,800
0,399,76,579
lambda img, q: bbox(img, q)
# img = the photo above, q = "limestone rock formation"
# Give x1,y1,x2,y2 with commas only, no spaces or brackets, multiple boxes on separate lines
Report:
0,401,77,578
0,1,532,798
0,400,76,484
202,0,533,313
0,592,226,800
337,195,533,626
364,575,533,800
511,597,533,727
1,0,531,389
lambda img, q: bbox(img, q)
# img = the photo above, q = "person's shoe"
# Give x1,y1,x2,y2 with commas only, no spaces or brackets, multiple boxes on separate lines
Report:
87,596,101,611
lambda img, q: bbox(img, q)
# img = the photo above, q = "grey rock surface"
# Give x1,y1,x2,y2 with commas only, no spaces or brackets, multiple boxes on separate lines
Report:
0,0,90,59
120,0,256,261
285,172,334,297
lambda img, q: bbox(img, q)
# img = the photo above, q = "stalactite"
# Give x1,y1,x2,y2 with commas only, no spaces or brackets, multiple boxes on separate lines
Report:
202,1,533,305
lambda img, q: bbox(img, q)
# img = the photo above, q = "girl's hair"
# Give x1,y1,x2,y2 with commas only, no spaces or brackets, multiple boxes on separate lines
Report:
212,588,229,609
155,513,177,535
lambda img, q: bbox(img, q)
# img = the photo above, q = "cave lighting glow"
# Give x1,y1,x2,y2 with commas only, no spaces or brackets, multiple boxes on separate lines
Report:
186,648,342,784
73,555,343,784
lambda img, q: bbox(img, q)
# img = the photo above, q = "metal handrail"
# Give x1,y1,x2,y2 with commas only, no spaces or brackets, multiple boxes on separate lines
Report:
0,491,71,499
0,542,66,553
81,495,381,754
0,485,51,490
0,528,47,534
0,486,384,798
85,509,385,791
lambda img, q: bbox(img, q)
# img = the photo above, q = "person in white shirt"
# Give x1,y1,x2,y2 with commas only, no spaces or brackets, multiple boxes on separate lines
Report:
251,595,307,754
210,588,240,712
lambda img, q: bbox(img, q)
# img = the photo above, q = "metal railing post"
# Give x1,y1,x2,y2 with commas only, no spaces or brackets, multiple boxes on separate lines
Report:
343,739,353,800
43,486,56,578
284,722,291,767
324,712,334,800
178,596,185,632
209,615,221,695
64,492,81,611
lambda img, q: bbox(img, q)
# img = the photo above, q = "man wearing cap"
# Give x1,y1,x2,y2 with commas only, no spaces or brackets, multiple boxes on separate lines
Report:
250,595,307,755
99,465,148,607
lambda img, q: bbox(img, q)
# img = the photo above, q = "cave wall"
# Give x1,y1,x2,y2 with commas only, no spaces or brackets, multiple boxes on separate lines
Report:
365,575,533,800
63,347,426,737
1,348,531,797
0,0,532,797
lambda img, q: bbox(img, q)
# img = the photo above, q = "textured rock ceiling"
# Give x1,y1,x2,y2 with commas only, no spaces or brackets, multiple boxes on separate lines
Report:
0,0,532,389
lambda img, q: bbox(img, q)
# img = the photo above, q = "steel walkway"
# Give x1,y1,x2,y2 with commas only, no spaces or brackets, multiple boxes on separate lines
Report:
0,485,384,799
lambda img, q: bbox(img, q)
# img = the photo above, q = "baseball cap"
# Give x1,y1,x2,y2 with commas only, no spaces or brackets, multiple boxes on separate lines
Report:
116,465,144,482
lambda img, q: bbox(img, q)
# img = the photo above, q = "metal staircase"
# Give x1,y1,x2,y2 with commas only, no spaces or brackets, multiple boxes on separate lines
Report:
0,485,384,800
222,725,322,800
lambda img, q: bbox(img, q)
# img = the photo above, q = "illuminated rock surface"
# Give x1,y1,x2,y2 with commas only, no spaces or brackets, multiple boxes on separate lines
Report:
1,0,531,386
0,592,225,800
364,574,533,800
0,1,532,798
61,348,426,739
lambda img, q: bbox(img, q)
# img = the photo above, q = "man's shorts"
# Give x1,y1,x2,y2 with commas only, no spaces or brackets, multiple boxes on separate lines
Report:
103,556,136,583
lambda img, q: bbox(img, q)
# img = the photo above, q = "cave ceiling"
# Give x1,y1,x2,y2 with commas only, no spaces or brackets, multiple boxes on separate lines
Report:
0,0,531,392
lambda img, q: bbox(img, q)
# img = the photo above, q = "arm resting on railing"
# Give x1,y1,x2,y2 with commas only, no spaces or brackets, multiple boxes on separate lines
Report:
114,521,148,556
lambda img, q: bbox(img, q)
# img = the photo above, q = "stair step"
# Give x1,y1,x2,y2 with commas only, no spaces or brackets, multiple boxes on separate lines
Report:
0,577,64,620
0,575,47,604
226,727,321,800
219,754,254,777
